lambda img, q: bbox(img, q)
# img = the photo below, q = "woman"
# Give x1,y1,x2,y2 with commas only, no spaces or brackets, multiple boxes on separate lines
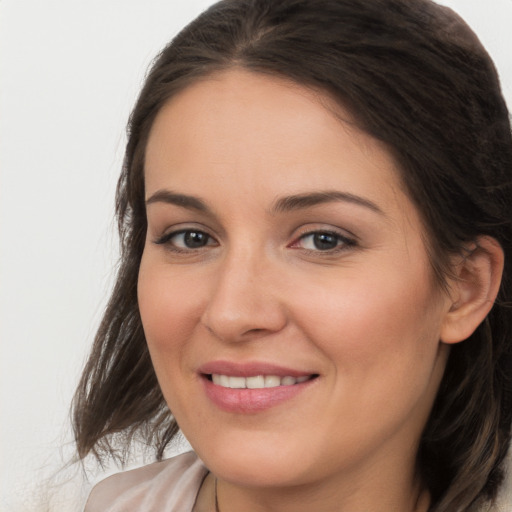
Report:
73,0,512,510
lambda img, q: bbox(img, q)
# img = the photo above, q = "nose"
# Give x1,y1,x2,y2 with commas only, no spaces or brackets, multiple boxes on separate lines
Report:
200,250,288,343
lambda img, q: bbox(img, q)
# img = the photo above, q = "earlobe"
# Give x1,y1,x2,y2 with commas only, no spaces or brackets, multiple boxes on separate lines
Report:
440,236,504,345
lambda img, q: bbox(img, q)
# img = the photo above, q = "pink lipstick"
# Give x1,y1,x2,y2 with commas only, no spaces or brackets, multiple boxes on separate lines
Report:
198,361,318,413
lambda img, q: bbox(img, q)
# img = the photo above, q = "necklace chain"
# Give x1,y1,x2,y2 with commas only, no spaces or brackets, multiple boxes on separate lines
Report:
214,476,220,512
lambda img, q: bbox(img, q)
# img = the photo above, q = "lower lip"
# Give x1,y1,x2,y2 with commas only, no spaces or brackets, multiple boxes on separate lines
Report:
201,376,316,413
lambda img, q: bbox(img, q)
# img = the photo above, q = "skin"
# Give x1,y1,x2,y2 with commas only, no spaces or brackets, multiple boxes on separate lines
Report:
138,69,457,512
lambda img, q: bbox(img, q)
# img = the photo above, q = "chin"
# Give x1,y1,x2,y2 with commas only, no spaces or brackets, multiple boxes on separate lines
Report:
192,432,313,487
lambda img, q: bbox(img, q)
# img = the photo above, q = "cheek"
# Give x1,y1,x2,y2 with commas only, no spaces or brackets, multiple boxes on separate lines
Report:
137,258,202,373
289,272,447,458
290,261,445,401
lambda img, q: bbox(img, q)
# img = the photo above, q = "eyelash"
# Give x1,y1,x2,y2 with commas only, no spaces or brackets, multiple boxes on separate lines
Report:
153,228,357,254
154,229,218,252
291,230,356,253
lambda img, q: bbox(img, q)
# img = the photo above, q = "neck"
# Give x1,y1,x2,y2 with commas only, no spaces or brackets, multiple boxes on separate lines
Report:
213,467,430,512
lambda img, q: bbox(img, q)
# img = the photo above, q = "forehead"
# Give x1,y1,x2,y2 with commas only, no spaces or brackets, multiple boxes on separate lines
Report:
144,69,413,221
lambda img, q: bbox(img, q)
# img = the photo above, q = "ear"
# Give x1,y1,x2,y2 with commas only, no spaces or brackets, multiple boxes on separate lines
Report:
440,236,504,344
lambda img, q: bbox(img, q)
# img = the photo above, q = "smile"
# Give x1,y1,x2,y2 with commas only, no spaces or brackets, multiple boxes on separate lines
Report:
210,374,312,389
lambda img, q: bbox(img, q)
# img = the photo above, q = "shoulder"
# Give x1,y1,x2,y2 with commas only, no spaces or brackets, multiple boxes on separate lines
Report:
84,451,208,512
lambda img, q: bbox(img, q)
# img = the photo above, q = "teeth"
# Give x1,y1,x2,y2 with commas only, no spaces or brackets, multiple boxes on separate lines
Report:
229,376,246,389
246,375,265,389
264,375,281,388
211,374,310,389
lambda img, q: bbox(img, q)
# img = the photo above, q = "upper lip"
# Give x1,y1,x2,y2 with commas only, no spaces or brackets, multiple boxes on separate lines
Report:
198,360,316,378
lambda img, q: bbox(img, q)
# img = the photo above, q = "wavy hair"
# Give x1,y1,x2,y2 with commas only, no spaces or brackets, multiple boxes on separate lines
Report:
73,1,512,510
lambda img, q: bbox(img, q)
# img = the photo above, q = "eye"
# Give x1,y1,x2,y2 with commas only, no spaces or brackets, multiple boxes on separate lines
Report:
292,230,356,252
154,229,217,250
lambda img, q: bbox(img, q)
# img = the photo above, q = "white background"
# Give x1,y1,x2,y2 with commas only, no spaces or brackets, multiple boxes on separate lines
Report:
1,1,511,511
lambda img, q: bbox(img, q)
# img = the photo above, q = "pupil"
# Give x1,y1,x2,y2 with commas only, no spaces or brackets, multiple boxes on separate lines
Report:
184,231,208,248
313,233,338,250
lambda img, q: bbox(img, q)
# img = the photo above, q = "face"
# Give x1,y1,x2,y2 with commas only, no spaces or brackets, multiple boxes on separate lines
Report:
138,70,452,492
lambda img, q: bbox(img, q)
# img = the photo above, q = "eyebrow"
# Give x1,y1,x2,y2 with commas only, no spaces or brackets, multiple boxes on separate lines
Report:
145,189,384,216
146,190,211,213
270,191,384,216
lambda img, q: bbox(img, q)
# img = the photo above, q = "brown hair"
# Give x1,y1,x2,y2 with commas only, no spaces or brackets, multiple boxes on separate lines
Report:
72,1,512,510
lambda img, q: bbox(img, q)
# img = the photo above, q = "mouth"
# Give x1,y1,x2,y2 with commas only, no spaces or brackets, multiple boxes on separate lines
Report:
198,362,319,413
206,374,315,389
